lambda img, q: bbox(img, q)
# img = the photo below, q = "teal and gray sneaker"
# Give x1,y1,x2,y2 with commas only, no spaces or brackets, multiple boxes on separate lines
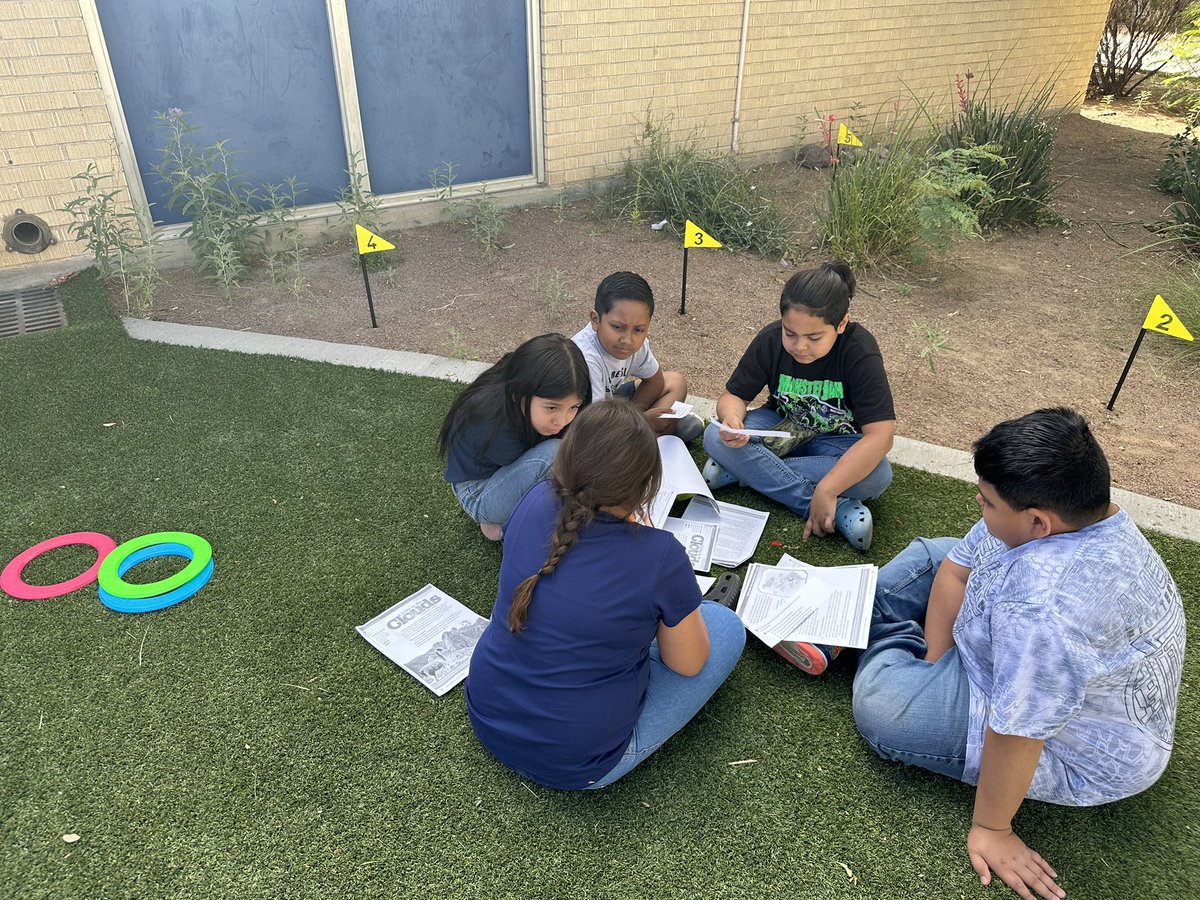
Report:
702,458,739,490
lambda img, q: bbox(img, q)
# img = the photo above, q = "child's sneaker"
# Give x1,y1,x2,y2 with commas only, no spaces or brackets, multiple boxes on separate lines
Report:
703,458,738,490
673,413,705,443
834,497,873,552
701,572,741,608
773,640,843,675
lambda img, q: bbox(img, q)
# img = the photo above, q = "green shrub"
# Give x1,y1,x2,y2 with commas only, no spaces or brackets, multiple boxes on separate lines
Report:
1159,3,1200,119
152,109,262,298
1155,128,1200,195
1153,269,1200,366
820,141,926,268
60,163,163,315
609,117,795,258
940,79,1063,229
1161,158,1200,251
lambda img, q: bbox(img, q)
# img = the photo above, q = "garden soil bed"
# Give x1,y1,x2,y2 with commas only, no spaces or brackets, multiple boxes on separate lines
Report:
139,109,1200,511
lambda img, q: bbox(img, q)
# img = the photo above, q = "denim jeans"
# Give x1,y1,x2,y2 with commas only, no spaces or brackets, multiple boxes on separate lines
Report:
451,439,560,526
701,408,893,519
851,537,970,780
586,602,746,789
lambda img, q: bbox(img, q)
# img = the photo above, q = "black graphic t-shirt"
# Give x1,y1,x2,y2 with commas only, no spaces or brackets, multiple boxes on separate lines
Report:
725,321,895,434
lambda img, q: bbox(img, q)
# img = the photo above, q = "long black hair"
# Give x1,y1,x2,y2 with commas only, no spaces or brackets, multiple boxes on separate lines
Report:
437,333,592,457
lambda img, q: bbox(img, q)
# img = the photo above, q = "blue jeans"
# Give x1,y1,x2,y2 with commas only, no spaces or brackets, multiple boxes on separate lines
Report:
701,408,893,518
851,537,970,780
586,602,746,789
451,440,560,526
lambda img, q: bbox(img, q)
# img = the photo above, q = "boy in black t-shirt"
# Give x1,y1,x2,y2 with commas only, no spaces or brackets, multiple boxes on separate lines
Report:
703,262,895,663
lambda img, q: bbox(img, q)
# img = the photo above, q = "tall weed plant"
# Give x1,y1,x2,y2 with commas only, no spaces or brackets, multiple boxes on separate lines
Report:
1161,163,1200,251
262,177,310,302
611,117,794,258
939,76,1064,229
819,103,1000,268
1153,268,1200,366
1154,128,1200,195
821,139,926,268
152,109,262,298
60,163,163,315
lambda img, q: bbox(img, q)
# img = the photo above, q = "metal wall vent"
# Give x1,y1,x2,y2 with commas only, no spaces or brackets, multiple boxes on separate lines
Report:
0,285,67,339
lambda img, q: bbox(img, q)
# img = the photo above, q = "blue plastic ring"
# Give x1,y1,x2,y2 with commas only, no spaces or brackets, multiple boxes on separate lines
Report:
97,541,214,614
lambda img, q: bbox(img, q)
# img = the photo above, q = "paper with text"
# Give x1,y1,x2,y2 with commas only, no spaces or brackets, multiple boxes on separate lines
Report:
717,421,790,439
660,401,694,419
356,584,487,695
737,557,877,649
648,436,719,528
663,517,717,572
684,498,769,568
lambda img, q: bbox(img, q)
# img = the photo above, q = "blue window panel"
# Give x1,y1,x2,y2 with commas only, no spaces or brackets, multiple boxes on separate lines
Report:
346,1,533,195
97,0,347,224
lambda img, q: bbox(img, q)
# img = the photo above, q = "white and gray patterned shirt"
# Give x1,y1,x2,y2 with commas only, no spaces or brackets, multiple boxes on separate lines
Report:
949,509,1185,806
571,325,659,403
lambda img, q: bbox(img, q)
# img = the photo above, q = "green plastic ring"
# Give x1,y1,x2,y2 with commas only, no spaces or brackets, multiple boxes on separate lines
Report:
96,531,213,600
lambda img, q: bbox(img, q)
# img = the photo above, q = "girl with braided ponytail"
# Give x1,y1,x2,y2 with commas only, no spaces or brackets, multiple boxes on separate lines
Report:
465,400,746,790
439,333,591,541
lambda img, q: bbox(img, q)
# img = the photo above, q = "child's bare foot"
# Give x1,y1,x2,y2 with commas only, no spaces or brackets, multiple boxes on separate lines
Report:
479,522,503,541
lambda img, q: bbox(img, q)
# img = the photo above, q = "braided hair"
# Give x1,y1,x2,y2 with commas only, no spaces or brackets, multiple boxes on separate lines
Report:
507,400,663,633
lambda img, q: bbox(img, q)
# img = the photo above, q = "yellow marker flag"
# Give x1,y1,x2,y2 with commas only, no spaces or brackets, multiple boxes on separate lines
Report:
684,220,722,249
356,224,396,255
837,123,863,147
1141,295,1194,342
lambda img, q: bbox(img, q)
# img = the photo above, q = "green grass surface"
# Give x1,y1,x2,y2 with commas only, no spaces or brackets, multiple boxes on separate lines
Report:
2,271,1198,899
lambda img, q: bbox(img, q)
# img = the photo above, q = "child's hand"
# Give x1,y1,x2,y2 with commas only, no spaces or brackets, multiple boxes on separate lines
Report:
718,416,749,448
645,406,675,435
803,488,838,540
968,825,1065,900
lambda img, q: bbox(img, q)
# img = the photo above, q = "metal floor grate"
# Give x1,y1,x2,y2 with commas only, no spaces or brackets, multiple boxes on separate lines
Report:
0,284,66,339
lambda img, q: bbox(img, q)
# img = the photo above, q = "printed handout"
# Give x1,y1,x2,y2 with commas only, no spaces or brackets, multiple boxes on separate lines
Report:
682,497,769,568
716,420,791,440
663,517,717,573
356,584,487,696
648,436,720,528
736,556,877,650
659,400,694,419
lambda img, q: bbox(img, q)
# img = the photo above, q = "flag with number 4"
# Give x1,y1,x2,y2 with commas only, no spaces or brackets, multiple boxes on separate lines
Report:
356,224,395,255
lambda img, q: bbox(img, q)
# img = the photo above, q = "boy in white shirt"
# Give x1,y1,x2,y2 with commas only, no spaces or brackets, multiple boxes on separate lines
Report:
571,271,703,441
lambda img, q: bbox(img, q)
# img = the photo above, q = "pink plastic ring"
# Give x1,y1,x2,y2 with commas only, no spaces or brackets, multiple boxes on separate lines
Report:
0,531,118,600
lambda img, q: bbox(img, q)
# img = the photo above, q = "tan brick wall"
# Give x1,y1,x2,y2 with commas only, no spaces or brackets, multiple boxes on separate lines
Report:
540,0,1112,185
0,0,128,272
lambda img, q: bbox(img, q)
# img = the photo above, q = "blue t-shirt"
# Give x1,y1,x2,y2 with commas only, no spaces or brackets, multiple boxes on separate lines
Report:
948,509,1185,806
465,480,702,789
443,415,536,485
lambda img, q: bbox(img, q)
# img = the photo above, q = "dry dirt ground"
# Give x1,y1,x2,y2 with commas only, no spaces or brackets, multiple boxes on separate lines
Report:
140,107,1200,511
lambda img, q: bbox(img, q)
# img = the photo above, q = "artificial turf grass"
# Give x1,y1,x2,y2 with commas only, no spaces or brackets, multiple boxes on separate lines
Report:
2,272,1198,899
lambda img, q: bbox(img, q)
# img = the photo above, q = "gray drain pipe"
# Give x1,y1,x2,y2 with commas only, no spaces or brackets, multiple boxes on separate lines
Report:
730,0,752,153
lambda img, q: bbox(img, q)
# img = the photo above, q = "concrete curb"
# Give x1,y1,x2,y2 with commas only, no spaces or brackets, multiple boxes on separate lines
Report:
123,317,1200,543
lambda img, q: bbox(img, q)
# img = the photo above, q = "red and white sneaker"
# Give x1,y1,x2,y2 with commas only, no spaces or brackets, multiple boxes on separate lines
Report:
773,640,843,675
